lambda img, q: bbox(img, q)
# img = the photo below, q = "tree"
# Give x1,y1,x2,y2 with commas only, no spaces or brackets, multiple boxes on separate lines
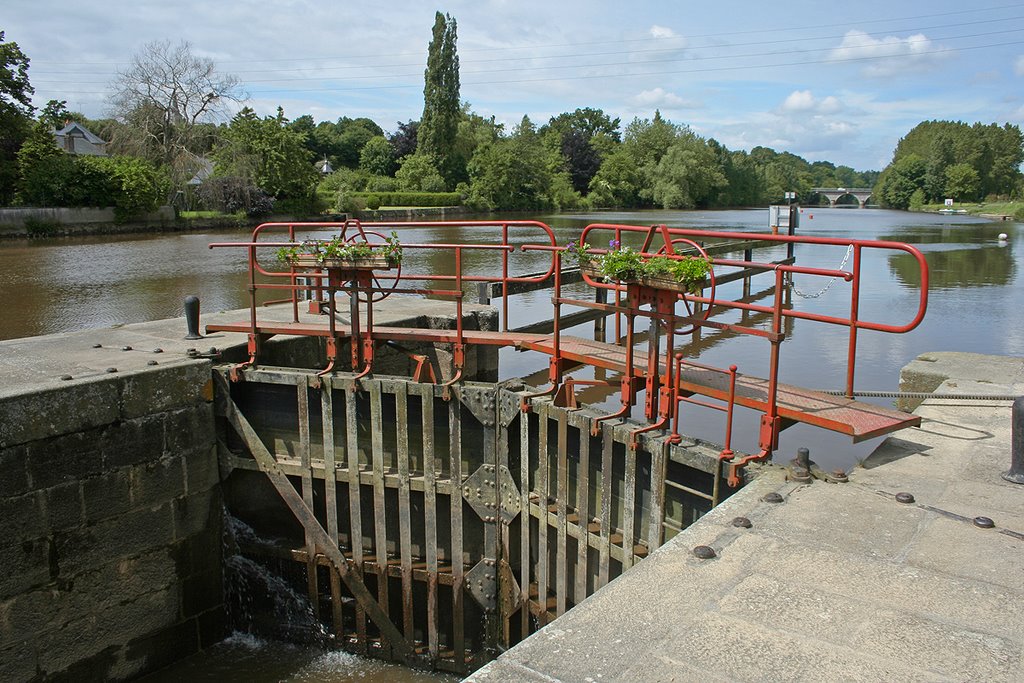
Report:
0,30,34,205
418,12,461,186
389,120,419,159
588,148,642,207
944,163,980,202
214,107,317,202
107,39,245,198
359,135,396,176
395,153,446,192
875,153,926,209
651,134,728,209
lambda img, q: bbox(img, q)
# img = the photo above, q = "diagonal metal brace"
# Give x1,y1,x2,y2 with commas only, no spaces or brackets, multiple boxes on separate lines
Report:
213,372,413,661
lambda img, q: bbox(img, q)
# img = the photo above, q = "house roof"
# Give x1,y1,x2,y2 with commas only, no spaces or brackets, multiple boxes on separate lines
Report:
54,122,106,145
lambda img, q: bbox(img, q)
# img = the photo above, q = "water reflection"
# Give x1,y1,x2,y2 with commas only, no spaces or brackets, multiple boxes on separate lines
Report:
881,224,1015,288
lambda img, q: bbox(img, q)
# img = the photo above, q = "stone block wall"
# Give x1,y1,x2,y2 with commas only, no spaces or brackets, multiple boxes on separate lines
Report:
0,361,223,680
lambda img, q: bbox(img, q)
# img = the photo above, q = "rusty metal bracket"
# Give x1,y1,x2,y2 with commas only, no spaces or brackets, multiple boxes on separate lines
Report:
465,558,498,612
456,385,497,427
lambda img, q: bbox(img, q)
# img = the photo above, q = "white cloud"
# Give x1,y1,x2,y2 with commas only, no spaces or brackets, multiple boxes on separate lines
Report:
629,87,701,110
779,90,843,115
1015,55,1024,76
781,90,816,112
830,30,948,77
649,25,676,39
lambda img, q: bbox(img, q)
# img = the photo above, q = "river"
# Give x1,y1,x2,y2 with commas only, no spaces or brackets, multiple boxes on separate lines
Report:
2,207,1019,679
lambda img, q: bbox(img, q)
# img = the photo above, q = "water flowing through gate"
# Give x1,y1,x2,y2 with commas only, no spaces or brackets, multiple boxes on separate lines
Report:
215,368,724,674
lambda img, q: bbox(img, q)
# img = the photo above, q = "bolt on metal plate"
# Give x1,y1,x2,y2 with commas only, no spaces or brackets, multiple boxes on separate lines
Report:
895,492,915,504
762,492,784,504
732,516,753,528
973,516,995,529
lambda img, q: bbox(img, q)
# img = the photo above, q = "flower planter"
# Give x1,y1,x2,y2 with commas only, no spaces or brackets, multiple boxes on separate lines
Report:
580,262,705,294
289,254,396,270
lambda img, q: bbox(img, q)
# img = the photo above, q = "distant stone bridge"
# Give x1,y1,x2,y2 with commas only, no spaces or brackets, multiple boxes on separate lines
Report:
813,187,873,208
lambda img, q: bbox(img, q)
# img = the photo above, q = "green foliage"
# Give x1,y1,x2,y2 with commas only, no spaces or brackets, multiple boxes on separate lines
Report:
944,163,981,202
79,155,168,220
0,30,34,205
875,154,927,209
579,239,712,294
651,134,728,209
349,191,461,207
214,107,319,201
908,188,925,211
23,218,58,236
336,191,366,214
365,193,381,210
277,230,402,265
358,135,396,176
395,153,446,192
466,122,555,211
885,120,1024,204
418,12,460,186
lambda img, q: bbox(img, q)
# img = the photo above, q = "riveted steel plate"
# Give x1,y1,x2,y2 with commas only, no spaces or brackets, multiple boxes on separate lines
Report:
457,385,497,427
462,464,499,521
465,558,498,611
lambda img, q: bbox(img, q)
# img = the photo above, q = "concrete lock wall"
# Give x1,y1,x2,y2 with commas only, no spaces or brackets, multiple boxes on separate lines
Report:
0,361,223,680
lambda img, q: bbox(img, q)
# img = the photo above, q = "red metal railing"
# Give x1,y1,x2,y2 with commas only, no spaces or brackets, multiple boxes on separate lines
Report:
208,219,929,485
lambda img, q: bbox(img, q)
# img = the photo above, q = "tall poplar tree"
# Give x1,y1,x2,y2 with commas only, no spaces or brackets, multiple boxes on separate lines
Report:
418,12,460,187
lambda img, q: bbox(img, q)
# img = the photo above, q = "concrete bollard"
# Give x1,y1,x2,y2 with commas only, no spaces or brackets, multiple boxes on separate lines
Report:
1003,396,1024,484
184,295,203,340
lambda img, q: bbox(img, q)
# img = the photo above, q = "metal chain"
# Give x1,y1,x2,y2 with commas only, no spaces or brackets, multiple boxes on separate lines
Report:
789,245,854,299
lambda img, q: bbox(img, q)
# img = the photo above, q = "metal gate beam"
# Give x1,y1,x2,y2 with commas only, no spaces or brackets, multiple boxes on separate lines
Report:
213,373,414,661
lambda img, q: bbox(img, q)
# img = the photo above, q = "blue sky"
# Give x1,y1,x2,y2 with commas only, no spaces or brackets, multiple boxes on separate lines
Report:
7,0,1024,171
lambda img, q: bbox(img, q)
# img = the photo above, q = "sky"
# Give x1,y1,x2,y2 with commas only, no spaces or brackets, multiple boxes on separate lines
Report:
6,0,1024,171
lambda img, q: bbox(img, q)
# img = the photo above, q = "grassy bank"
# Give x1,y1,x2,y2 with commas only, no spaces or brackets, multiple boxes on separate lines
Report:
919,200,1024,220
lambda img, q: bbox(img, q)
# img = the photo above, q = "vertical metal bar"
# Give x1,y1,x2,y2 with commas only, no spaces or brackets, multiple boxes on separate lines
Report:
621,435,636,570
369,382,390,653
420,385,439,663
502,223,510,332
496,394,513,649
396,382,414,641
519,402,531,638
346,384,366,650
846,245,863,398
537,403,549,623
648,440,667,551
449,397,465,669
598,426,612,589
321,378,343,637
298,380,319,613
555,409,568,617
574,418,590,606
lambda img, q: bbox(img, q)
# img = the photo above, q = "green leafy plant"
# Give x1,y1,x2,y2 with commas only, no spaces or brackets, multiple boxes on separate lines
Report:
576,237,711,294
277,231,403,266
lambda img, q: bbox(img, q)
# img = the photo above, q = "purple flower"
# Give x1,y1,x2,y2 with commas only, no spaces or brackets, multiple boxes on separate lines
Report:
609,239,621,249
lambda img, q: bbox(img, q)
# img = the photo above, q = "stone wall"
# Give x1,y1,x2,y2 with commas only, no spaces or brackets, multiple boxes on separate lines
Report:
0,361,223,680
0,206,176,237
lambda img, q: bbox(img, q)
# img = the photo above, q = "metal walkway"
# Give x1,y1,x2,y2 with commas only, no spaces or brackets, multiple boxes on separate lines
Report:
206,321,919,442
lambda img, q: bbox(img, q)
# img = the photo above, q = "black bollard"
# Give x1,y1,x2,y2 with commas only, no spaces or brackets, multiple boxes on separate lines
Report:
1003,396,1024,484
184,295,203,340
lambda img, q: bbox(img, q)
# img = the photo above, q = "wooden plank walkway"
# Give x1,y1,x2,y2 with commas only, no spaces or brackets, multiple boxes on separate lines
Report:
206,320,918,441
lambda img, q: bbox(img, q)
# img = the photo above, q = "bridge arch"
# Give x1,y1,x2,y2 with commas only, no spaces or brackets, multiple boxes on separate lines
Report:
812,187,873,208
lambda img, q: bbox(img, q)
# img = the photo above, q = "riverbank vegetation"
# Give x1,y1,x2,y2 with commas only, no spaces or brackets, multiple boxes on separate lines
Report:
1,20,1021,222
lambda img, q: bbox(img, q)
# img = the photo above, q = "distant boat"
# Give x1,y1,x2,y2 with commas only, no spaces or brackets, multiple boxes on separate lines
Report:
938,208,968,215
